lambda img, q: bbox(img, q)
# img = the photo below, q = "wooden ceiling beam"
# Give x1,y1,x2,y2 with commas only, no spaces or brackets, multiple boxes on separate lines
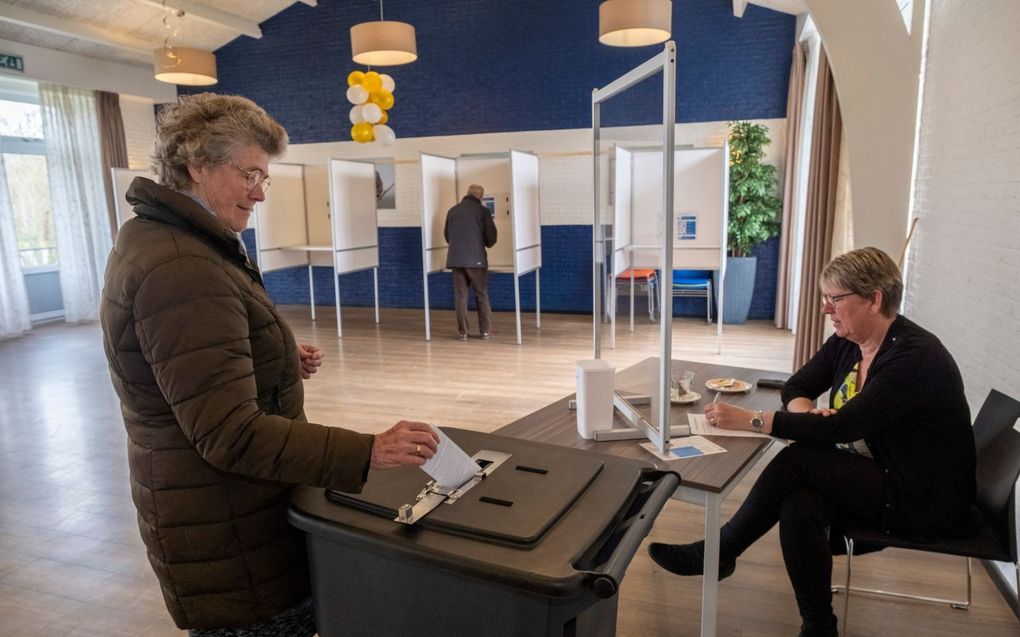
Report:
0,3,152,56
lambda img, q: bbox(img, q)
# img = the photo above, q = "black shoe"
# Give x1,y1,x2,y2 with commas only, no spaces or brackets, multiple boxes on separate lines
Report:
797,614,838,637
797,628,838,637
647,540,736,580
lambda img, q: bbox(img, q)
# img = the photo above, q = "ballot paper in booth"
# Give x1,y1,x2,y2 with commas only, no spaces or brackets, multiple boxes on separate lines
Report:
423,425,483,488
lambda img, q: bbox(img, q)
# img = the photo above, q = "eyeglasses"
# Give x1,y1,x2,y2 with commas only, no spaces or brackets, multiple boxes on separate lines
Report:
226,162,271,192
820,292,856,307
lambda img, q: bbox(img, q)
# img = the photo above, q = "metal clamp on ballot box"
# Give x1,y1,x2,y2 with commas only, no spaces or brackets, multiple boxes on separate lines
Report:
396,450,512,525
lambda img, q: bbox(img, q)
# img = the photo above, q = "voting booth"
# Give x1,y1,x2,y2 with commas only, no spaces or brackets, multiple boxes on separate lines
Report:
253,159,381,337
419,151,542,345
289,428,679,637
611,144,729,347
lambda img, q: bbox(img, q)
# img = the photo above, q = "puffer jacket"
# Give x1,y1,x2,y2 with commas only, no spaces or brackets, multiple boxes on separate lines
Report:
100,177,374,630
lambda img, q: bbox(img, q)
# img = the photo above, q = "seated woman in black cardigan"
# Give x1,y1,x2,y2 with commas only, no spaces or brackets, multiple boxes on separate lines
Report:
649,247,976,637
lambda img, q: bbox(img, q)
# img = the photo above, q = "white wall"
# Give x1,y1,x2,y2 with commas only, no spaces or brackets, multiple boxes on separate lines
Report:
804,0,925,256
280,119,786,229
906,0,1020,602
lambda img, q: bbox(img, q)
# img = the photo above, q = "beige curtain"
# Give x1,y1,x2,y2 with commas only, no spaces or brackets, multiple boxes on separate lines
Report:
792,47,843,370
775,42,806,329
95,91,129,240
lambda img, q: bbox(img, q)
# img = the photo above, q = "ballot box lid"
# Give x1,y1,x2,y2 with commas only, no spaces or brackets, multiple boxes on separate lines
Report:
289,428,675,598
324,428,603,545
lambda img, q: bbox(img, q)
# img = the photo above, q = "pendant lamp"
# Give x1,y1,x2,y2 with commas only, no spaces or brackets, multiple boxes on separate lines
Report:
350,0,418,66
599,0,672,47
153,47,218,86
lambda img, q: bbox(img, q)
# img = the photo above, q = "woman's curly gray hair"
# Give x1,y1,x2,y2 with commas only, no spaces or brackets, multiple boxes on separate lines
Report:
151,93,288,191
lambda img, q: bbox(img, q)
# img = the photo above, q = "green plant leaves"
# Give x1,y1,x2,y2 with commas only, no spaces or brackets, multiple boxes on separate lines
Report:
727,121,782,257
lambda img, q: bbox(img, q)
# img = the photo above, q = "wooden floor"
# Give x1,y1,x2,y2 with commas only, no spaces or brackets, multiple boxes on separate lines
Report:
0,307,1016,636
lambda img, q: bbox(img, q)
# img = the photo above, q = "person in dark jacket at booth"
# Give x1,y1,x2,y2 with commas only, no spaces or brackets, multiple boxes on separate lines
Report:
444,184,498,340
100,93,439,637
648,247,976,637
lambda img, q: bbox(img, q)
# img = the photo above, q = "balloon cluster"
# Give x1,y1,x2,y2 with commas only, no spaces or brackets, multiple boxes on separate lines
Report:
346,70,397,145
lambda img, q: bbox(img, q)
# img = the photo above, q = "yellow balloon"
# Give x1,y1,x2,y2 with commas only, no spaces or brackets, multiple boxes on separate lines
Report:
377,110,388,125
347,70,365,87
370,89,395,111
351,122,374,143
361,71,382,93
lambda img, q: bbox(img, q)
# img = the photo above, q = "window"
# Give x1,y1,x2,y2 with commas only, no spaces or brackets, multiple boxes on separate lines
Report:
0,84,56,270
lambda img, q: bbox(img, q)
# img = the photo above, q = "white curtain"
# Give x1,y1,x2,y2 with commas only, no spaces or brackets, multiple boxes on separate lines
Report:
0,141,32,339
38,83,112,323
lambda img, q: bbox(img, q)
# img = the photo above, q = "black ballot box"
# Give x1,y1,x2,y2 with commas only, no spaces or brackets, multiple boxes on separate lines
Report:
288,427,680,637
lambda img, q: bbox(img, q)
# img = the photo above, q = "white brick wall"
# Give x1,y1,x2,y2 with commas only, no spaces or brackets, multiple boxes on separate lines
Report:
906,0,1020,412
281,119,786,228
907,0,1019,597
119,95,156,172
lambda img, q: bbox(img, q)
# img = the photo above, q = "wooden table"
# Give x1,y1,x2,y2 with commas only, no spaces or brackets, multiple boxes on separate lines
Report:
496,357,790,637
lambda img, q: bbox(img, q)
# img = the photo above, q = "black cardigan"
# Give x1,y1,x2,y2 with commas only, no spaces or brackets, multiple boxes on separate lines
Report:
773,315,976,534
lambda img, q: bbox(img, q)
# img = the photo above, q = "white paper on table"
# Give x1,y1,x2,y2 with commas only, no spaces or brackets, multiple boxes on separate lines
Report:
422,425,482,488
640,436,727,461
688,413,770,438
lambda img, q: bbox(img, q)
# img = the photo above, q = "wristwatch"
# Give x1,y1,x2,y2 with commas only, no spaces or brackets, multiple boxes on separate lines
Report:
749,410,765,431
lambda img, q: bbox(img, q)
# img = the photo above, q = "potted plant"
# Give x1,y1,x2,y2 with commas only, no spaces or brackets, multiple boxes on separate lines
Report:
719,121,781,324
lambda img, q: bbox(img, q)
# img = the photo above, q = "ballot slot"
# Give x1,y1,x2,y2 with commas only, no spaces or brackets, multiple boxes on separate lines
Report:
514,465,547,475
479,496,514,508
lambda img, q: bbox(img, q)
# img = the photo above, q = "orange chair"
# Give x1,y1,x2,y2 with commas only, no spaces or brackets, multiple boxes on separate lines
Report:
614,268,658,321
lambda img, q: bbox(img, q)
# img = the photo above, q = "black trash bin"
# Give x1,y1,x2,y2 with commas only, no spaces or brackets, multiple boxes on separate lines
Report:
288,428,679,637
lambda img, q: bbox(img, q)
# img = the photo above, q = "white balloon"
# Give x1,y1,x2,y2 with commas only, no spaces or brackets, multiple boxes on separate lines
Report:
374,124,396,146
346,84,368,105
361,102,383,124
349,105,366,124
380,73,395,93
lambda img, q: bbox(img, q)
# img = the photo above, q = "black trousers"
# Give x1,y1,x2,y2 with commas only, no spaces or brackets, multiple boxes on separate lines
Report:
451,267,492,336
720,443,887,627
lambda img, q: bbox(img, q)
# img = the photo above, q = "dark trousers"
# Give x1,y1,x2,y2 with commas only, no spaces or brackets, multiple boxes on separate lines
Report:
719,444,887,628
451,267,492,336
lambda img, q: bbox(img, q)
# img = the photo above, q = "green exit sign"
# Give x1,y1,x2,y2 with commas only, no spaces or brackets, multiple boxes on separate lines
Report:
0,53,25,73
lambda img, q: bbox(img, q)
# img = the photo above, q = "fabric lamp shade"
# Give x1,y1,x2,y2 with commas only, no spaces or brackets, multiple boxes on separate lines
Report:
598,0,672,47
153,47,218,86
351,20,418,66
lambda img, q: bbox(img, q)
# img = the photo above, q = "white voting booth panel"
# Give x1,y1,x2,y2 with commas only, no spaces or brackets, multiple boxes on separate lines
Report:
611,145,728,348
419,151,542,345
254,160,380,337
255,163,310,273
111,167,153,227
326,158,381,336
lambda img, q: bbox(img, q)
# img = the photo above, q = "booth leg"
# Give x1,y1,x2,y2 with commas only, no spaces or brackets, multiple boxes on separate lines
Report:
535,269,541,329
423,272,431,341
373,267,380,324
334,271,342,339
513,272,522,345
308,264,316,321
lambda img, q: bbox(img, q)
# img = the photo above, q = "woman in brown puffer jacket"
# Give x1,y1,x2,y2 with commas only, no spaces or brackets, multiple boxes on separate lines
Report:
100,93,438,637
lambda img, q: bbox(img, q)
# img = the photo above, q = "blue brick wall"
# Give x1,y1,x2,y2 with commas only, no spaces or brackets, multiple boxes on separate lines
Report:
246,225,772,319
245,226,595,313
222,1,795,321
188,0,795,143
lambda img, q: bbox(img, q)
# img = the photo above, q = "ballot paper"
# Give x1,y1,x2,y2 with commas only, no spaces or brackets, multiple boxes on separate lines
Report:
423,425,482,488
688,413,770,438
640,436,727,461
